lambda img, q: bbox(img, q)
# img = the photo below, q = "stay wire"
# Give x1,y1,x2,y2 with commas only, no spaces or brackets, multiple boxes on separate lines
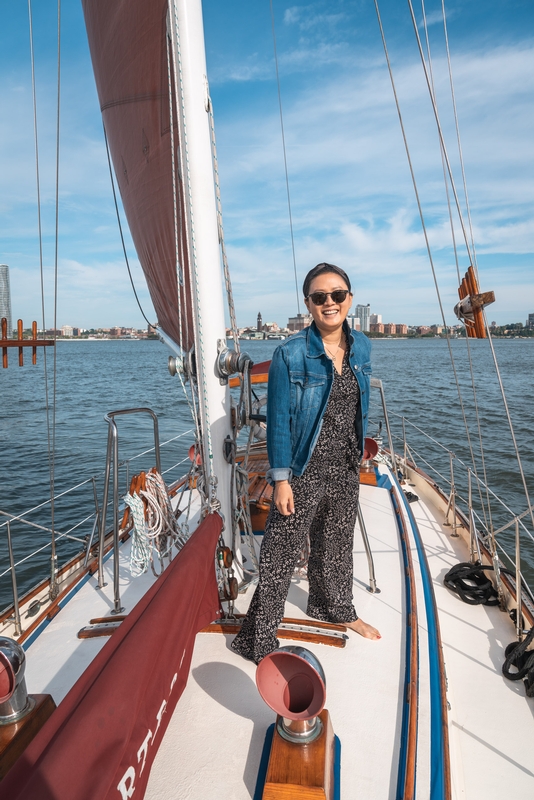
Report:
165,27,185,353
373,0,483,527
102,125,155,330
419,0,533,537
28,0,55,560
269,0,300,315
49,0,62,597
419,0,493,534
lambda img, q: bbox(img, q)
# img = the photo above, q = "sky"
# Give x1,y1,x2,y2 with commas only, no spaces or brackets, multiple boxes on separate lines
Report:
0,0,533,330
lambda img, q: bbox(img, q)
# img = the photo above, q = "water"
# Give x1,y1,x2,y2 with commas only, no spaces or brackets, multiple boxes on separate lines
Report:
1,337,533,609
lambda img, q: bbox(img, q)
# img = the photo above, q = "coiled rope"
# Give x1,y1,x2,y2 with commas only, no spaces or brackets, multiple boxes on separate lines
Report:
125,470,189,577
443,562,499,606
502,627,534,697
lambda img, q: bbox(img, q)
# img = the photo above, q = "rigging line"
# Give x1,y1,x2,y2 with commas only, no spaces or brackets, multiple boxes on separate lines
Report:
405,0,473,265
28,0,55,543
102,125,155,329
441,0,478,274
49,0,62,598
373,0,483,512
436,0,533,537
420,0,493,535
165,27,185,353
269,0,300,315
208,99,240,353
167,13,191,351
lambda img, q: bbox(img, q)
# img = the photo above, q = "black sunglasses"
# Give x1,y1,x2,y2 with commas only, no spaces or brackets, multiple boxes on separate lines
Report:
306,289,351,306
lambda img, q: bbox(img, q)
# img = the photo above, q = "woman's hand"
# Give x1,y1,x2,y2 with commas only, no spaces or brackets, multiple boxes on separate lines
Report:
274,481,295,516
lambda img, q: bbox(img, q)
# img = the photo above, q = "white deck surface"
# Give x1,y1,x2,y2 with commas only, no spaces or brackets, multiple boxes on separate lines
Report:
146,482,405,800
409,475,534,799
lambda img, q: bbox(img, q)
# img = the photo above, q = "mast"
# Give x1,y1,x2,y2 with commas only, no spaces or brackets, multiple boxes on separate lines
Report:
168,0,233,534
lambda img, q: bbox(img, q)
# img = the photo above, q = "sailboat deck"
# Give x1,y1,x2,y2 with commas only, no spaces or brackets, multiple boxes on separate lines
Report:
409,480,534,799
146,480,404,799
18,468,534,798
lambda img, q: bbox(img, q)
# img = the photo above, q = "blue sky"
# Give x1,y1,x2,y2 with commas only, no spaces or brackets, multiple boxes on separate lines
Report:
0,0,533,330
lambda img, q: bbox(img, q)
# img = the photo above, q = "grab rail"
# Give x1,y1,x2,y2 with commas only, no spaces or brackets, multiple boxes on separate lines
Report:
98,408,161,614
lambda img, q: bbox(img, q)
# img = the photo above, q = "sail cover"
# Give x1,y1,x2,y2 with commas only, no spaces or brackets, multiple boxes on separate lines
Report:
82,0,194,350
1,514,222,800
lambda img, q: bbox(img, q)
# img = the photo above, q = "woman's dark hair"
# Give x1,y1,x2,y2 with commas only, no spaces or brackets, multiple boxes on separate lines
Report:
302,263,351,298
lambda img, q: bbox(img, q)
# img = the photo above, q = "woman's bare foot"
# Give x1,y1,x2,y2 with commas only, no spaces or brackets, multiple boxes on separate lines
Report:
346,618,381,640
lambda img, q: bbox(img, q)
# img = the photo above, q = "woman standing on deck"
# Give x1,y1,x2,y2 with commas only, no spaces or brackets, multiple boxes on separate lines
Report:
232,263,381,665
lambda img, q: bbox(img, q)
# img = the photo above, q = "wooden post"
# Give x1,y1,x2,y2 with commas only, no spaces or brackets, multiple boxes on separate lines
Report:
1,317,7,368
262,709,335,800
17,320,23,367
32,321,37,365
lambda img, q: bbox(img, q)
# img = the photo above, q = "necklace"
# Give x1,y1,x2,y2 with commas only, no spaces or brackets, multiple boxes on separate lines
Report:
323,336,343,360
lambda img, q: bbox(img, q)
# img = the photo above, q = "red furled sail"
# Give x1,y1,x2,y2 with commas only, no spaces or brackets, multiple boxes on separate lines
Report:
82,0,194,350
1,514,222,800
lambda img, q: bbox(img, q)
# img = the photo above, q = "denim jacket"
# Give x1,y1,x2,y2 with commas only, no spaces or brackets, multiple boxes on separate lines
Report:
266,321,371,484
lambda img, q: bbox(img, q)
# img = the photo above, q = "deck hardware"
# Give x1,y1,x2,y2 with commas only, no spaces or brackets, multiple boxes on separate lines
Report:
467,469,482,561
443,452,460,537
357,507,380,593
0,638,34,725
257,646,327,744
216,341,251,385
26,600,41,618
100,409,162,613
83,477,101,568
6,523,22,636
370,377,398,477
515,517,523,642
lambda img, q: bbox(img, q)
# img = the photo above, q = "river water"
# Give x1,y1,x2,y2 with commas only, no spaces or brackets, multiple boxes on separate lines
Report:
1,337,533,610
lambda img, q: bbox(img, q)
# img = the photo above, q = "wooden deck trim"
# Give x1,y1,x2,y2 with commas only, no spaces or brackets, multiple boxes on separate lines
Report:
200,616,348,649
399,484,452,800
390,485,419,800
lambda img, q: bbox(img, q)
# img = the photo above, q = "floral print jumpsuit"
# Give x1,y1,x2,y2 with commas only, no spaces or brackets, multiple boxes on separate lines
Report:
231,349,361,664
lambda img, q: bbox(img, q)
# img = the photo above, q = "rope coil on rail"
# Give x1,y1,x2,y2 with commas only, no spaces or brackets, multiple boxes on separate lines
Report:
502,627,534,697
443,562,499,605
125,470,189,577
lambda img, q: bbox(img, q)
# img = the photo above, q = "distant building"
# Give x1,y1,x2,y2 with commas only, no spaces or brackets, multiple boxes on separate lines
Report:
346,316,361,332
383,323,396,335
263,321,279,332
417,326,431,335
395,324,408,335
355,304,371,332
370,323,384,334
370,314,382,325
61,325,73,337
257,312,263,332
288,313,312,331
527,313,534,329
431,325,444,334
0,264,12,339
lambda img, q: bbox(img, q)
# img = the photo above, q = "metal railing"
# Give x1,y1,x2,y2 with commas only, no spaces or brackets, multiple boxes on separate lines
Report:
369,400,534,641
1,427,194,625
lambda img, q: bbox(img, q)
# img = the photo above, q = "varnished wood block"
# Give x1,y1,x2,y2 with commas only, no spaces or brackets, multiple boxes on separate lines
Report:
0,694,56,780
359,469,377,486
262,709,334,800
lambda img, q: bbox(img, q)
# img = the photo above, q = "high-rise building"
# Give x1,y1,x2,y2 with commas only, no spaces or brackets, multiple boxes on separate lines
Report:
527,313,534,330
0,264,12,338
355,304,371,332
346,316,361,332
370,314,382,325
